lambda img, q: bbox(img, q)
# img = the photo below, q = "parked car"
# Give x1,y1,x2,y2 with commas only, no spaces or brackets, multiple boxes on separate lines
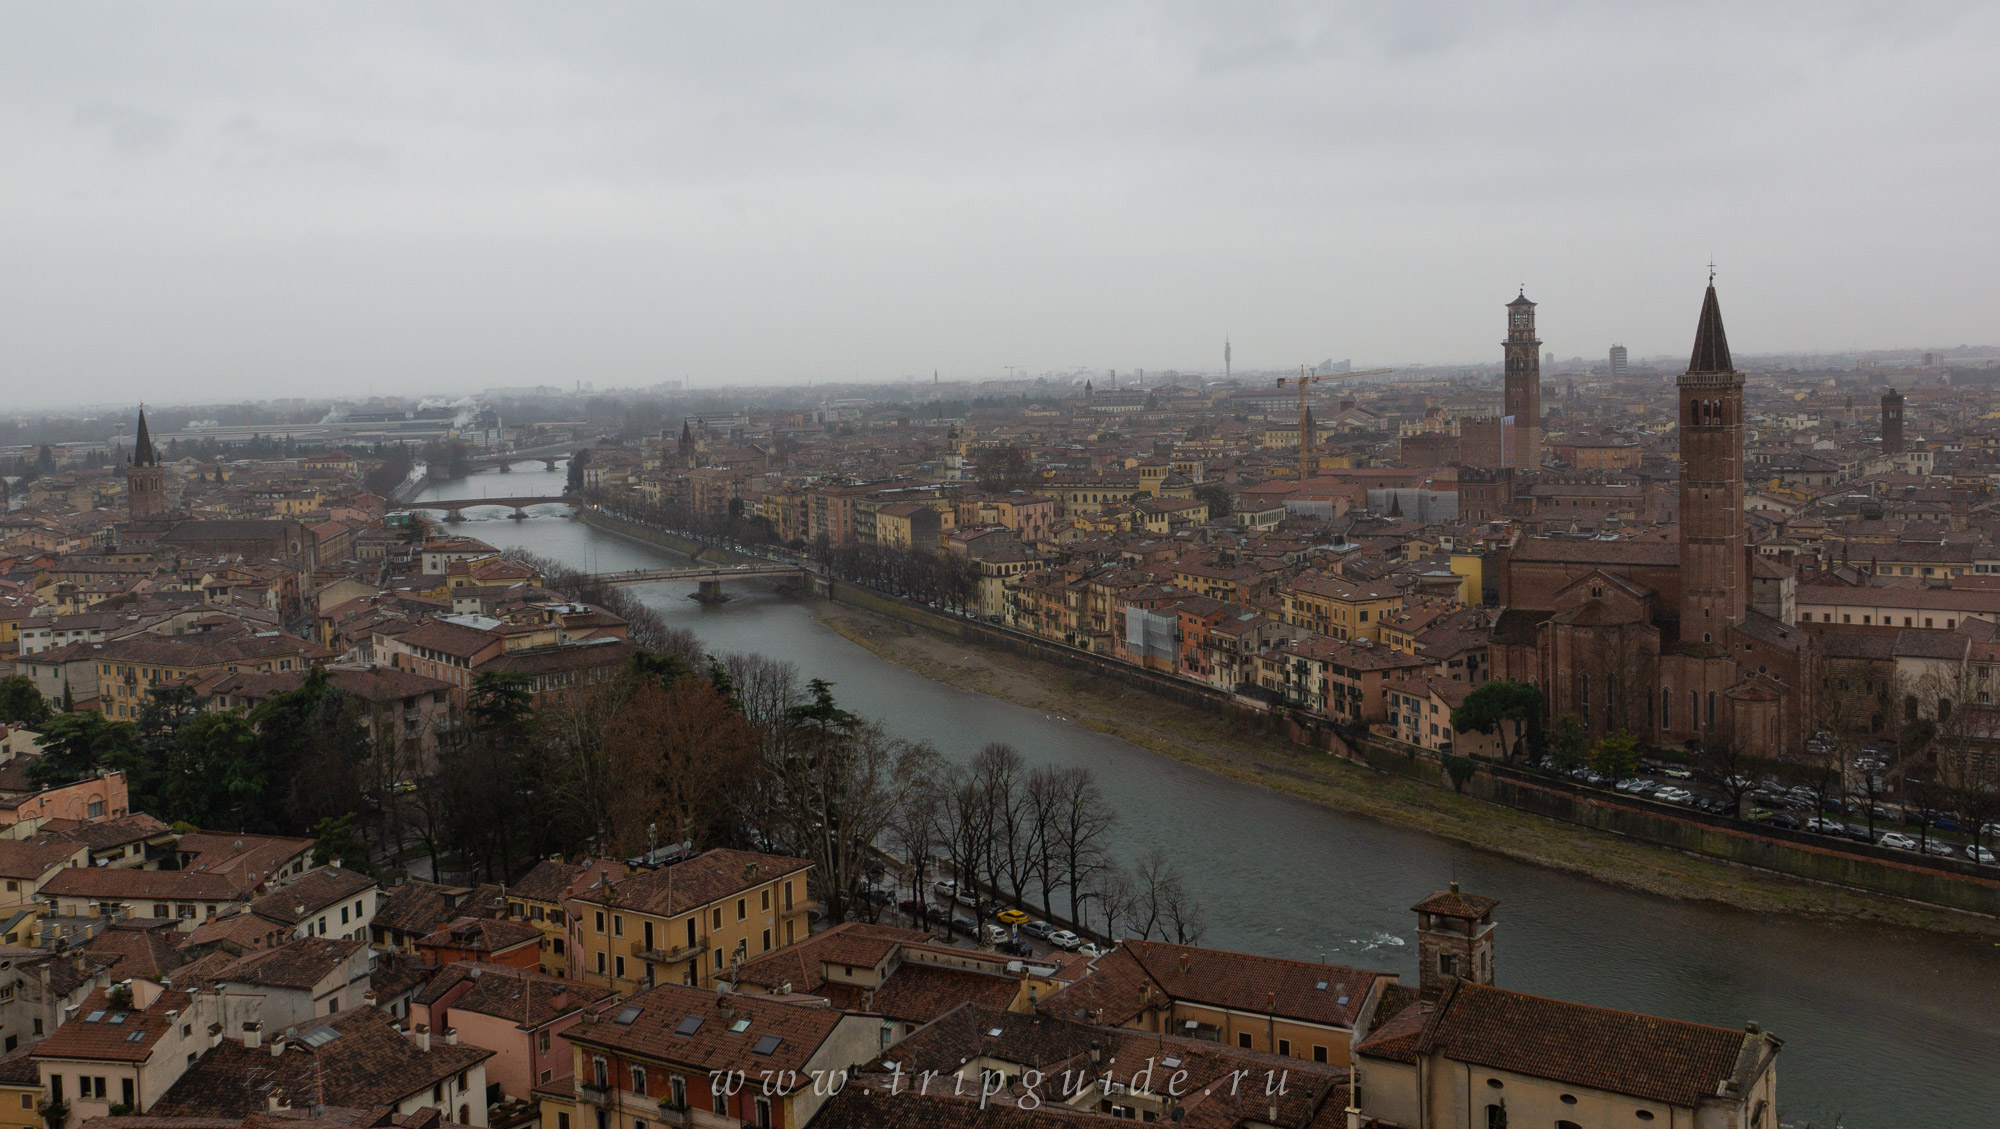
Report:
982,924,1008,945
1806,818,1844,835
1842,826,1875,843
995,908,1031,925
1967,845,1997,865
1876,832,1919,850
1745,807,1773,822
1022,920,1054,939
998,938,1033,957
933,879,958,898
898,898,925,915
1768,813,1802,830
1924,840,1955,857
1047,929,1082,950
1660,766,1694,780
1076,941,1109,959
950,917,978,937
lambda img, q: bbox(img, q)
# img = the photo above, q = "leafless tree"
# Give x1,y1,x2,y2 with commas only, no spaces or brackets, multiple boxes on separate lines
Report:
972,742,1033,904
938,767,996,907
885,764,946,928
1132,846,1200,942
1043,766,1116,924
1089,865,1137,941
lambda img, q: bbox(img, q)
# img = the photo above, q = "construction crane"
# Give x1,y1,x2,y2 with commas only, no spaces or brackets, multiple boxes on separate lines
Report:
1276,366,1394,480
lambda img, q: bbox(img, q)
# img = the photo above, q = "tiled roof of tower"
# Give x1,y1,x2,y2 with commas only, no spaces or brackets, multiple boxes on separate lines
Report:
1507,290,1535,307
1411,887,1498,919
1687,283,1735,374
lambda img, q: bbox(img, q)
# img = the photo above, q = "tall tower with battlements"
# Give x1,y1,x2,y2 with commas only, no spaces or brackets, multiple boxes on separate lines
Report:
1677,280,1747,640
1504,290,1542,468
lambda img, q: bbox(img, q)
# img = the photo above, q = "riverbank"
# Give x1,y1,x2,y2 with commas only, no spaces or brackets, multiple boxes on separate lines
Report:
810,598,2000,937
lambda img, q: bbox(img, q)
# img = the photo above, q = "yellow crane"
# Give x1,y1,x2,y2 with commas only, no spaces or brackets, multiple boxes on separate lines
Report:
1276,366,1394,479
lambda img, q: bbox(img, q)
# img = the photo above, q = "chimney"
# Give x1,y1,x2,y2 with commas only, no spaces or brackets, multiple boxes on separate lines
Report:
243,1022,263,1050
444,1027,458,1046
413,1023,432,1052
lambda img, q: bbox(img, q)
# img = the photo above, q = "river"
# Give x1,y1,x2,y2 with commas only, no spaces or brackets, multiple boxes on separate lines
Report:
413,466,1996,1127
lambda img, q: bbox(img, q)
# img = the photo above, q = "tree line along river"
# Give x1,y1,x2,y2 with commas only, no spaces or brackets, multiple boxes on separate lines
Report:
414,467,1997,1128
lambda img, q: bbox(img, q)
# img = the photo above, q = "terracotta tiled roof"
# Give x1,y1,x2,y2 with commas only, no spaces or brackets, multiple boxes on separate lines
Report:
1040,941,1388,1032
249,866,377,926
417,917,540,953
82,921,188,981
733,922,929,994
1415,981,1761,1108
153,1006,492,1115
569,848,810,918
415,961,616,1028
506,858,623,905
31,986,193,1063
41,866,244,902
370,880,465,938
869,964,1019,1025
213,938,365,991
564,981,846,1078
1409,888,1497,920
0,834,88,881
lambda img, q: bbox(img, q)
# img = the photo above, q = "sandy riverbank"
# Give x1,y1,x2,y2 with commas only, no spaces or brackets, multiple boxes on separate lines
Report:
809,599,2000,937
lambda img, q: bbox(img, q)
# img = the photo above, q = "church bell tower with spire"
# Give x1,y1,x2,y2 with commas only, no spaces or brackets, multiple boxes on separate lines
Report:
126,407,166,520
1677,276,1748,639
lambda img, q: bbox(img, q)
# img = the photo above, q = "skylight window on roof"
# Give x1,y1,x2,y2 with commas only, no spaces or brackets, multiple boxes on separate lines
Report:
730,1017,751,1033
302,1027,340,1047
1337,996,1350,1006
1161,1057,1182,1069
1314,981,1328,990
107,1013,126,1025
125,1031,145,1042
85,1011,105,1023
752,1035,782,1056
674,1015,704,1036
615,1005,642,1026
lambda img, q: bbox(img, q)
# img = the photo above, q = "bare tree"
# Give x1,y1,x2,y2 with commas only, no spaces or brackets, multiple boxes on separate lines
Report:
1044,766,1115,924
972,742,1032,904
885,760,946,928
1089,865,1137,942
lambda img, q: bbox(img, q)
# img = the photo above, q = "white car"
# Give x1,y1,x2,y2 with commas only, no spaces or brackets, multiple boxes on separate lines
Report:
1967,845,1997,865
1875,832,1918,851
1806,818,1844,835
1076,941,1109,959
1047,930,1082,950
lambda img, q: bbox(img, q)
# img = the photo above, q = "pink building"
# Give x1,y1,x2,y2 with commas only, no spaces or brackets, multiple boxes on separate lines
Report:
412,961,617,1100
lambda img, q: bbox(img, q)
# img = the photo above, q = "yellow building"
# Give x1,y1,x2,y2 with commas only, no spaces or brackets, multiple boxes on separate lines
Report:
1282,574,1405,642
566,849,813,994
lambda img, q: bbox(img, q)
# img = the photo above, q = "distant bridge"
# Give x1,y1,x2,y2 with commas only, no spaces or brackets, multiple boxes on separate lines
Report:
407,495,579,520
577,562,813,602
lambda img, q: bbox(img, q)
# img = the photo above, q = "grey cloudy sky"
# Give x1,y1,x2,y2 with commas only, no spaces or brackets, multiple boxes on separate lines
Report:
3,2,1995,408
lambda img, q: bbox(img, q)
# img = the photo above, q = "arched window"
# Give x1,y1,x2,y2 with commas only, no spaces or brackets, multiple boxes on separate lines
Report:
1485,1105,1507,1129
1906,695,1919,723
1662,688,1672,729
1707,690,1717,727
1581,675,1591,727
1939,698,1953,723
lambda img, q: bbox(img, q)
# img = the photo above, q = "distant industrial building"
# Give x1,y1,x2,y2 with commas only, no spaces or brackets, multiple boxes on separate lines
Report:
1609,344,1628,374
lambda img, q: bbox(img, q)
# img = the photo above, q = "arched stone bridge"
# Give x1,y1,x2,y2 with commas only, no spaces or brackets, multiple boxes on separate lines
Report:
406,495,578,520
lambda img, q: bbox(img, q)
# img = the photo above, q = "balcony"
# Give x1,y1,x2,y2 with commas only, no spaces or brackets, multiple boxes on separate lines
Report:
631,939,706,964
578,1082,613,1106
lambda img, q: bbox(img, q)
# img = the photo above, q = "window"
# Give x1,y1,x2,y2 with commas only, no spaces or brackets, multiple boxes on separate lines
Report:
737,898,747,921
596,911,606,933
596,951,607,974
1277,1038,1291,1056
761,889,771,911
613,915,624,937
632,1067,648,1097
538,1029,551,1053
1439,953,1459,977
615,956,626,978
1707,690,1716,727
713,908,723,929
670,1075,688,1109
1236,1031,1252,1049
784,881,794,911
1313,1045,1328,1063
1485,1104,1506,1129
762,929,772,952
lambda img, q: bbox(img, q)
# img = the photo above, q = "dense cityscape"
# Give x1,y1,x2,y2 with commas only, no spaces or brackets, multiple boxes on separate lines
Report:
0,277,1993,1129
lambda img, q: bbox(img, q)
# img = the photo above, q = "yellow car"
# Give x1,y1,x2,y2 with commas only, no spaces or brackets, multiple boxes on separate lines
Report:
994,908,1031,925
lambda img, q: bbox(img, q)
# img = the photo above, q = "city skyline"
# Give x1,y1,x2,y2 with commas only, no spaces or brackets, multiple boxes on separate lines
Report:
4,4,1998,406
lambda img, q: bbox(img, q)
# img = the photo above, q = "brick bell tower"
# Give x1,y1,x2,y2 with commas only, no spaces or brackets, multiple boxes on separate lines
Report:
1677,276,1747,641
126,406,166,520
1503,289,1542,468
1413,883,1497,1001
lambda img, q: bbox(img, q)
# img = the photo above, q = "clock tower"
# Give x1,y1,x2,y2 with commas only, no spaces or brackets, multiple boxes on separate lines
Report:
1503,290,1542,468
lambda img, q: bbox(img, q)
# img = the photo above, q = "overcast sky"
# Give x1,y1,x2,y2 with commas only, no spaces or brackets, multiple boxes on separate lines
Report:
3,2,1995,409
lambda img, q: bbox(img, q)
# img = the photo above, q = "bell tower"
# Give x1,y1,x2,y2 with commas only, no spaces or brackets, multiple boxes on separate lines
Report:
1413,884,1497,1001
126,407,166,520
1503,290,1542,468
1677,278,1747,639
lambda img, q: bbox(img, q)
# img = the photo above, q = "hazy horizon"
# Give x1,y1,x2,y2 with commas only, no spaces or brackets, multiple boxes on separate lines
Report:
4,2,1997,409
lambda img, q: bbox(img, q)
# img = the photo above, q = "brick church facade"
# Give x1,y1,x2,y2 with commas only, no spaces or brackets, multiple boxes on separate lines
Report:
1492,281,1817,757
